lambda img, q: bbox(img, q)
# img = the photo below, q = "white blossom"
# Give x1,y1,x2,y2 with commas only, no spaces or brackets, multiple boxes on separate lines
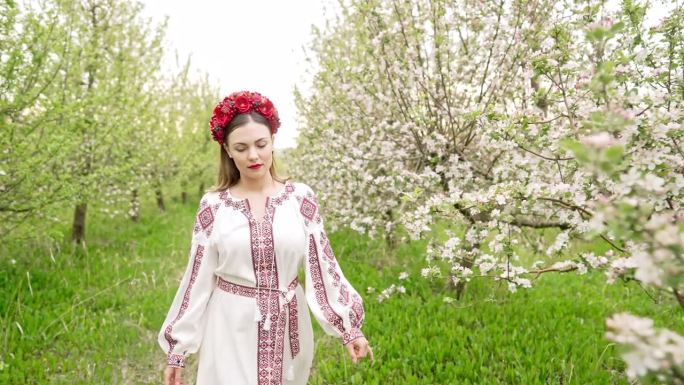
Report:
606,313,684,380
580,132,616,147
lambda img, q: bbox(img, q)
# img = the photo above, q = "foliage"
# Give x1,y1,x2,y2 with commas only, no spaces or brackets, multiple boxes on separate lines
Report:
295,0,683,381
0,0,218,244
2,200,682,384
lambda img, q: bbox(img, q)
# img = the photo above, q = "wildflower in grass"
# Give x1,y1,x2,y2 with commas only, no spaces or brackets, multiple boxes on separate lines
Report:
421,265,441,279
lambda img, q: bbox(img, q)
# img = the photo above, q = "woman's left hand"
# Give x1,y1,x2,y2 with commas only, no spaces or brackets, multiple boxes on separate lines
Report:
345,337,374,364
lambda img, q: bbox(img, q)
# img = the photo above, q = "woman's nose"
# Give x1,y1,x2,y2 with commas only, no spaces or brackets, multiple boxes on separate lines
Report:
247,146,259,160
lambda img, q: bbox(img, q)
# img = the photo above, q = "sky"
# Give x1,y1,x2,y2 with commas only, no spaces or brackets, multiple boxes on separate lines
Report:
139,0,673,149
139,0,337,149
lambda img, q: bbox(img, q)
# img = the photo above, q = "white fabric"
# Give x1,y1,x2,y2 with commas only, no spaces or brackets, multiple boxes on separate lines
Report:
158,181,365,385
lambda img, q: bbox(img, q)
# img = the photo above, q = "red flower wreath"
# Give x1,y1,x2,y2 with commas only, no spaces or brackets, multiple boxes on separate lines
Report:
209,91,281,145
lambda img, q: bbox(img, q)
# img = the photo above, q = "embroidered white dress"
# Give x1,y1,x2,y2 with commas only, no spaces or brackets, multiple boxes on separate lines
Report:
158,181,365,385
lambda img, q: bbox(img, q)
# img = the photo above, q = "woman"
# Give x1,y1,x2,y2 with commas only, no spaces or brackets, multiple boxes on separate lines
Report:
159,91,373,385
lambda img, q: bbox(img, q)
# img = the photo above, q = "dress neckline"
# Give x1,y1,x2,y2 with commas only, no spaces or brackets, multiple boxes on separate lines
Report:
226,180,291,202
225,180,292,223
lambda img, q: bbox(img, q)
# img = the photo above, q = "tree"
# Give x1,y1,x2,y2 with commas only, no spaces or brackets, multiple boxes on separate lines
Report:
0,0,80,241
295,0,683,381
54,0,168,244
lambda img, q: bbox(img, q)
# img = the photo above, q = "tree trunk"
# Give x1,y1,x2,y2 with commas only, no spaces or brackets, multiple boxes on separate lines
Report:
455,227,480,300
72,202,87,244
383,208,398,249
198,181,205,198
71,2,97,247
181,180,188,204
155,188,165,212
455,256,475,300
674,289,684,311
129,188,140,222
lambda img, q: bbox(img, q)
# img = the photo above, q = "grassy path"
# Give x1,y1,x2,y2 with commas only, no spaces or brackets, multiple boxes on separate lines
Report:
1,196,681,384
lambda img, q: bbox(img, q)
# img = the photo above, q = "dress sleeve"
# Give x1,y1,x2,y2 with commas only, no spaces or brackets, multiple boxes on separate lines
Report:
158,193,219,368
299,184,366,345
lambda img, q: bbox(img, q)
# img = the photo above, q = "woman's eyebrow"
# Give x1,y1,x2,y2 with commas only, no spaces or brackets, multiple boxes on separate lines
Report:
233,137,269,145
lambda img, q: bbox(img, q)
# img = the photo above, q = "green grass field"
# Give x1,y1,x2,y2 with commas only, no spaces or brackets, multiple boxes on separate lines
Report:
1,193,682,384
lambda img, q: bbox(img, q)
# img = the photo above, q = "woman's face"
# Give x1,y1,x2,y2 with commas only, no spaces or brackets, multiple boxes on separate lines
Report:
224,120,274,181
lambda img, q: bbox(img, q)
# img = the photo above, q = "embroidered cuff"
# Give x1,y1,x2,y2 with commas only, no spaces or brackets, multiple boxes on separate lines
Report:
167,353,186,368
342,328,365,345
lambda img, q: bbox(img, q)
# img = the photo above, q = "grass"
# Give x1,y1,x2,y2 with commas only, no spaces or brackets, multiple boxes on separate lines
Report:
0,193,682,384
311,230,683,385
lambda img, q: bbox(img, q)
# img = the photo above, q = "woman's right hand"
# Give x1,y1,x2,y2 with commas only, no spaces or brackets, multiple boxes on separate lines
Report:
164,366,184,385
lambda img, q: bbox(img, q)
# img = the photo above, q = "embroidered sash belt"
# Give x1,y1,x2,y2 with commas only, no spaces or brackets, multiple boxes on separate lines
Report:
216,276,301,359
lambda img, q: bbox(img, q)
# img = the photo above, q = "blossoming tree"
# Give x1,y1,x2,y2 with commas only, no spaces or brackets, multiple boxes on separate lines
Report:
295,0,683,382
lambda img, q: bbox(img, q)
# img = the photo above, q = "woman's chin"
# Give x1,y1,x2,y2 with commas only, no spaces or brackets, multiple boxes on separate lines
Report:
240,168,270,180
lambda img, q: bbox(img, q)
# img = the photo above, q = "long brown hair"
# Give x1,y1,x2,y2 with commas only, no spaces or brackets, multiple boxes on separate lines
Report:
209,112,288,192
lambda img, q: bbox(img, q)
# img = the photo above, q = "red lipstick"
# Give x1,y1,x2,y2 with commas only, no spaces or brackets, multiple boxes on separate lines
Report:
248,164,263,170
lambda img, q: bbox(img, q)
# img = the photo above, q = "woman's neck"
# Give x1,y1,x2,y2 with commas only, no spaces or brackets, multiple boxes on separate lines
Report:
234,175,279,195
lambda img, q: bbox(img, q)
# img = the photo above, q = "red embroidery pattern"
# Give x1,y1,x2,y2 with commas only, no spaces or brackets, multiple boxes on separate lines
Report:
216,278,261,297
346,296,365,345
218,190,249,215
298,184,366,346
197,206,213,229
219,181,294,223
163,244,206,367
300,197,317,221
295,188,322,226
351,295,364,328
167,353,186,368
288,293,300,358
193,196,220,237
216,277,301,360
271,182,295,207
342,328,365,345
252,217,285,385
320,232,343,288
321,233,335,260
219,181,295,385
339,284,350,305
308,234,345,335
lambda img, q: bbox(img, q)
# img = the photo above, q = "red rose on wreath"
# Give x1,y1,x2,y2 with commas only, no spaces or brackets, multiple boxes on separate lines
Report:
234,94,252,113
214,112,232,128
214,102,224,115
208,90,281,145
257,99,275,118
210,126,222,142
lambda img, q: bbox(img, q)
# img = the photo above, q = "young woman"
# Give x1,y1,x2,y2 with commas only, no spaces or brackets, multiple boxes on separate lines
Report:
159,91,373,385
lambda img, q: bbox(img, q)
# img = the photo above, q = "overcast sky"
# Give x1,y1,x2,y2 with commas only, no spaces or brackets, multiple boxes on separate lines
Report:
139,0,673,149
140,0,336,148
